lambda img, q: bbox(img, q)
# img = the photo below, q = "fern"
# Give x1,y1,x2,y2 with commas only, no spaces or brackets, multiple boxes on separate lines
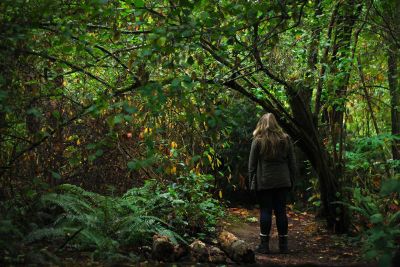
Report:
155,227,187,245
21,178,222,262
0,219,23,252
41,193,95,214
24,228,65,244
30,183,187,257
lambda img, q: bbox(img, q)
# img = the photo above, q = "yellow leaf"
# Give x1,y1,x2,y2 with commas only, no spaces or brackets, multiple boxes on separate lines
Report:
171,166,176,174
165,166,171,174
216,158,222,167
207,154,212,163
144,127,152,134
76,139,81,145
171,141,177,149
195,162,201,175
219,190,223,198
376,73,384,82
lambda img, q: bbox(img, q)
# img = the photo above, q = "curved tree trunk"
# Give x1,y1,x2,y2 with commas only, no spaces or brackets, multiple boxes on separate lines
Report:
287,90,348,233
223,78,349,233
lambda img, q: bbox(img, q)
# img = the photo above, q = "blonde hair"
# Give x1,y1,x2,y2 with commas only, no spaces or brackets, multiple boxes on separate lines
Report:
253,113,288,157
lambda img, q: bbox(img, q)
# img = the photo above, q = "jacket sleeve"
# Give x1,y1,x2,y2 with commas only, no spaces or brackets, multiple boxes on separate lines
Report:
287,136,297,188
248,138,260,187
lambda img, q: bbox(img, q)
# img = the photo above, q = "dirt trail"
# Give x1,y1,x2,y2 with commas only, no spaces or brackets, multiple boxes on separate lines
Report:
224,207,376,267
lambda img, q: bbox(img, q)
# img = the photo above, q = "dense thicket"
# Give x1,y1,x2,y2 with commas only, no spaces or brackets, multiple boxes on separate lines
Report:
0,0,399,265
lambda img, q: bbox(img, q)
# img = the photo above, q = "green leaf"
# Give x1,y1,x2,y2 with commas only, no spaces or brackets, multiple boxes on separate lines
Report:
52,111,61,120
95,149,104,157
51,171,61,180
388,210,400,225
370,213,383,224
380,179,400,195
87,143,96,150
127,160,139,170
27,108,42,117
157,37,167,47
172,199,185,205
134,0,145,8
365,250,378,260
114,115,124,124
0,90,7,102
123,105,137,114
88,154,96,162
142,49,152,56
171,78,181,88
124,115,133,122
379,254,392,267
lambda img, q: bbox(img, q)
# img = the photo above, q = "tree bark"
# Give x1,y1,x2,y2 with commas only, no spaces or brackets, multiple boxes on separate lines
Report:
382,0,400,165
388,44,400,162
218,231,254,263
287,92,347,233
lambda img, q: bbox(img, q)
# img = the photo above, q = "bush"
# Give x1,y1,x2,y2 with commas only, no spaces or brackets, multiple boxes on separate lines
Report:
341,179,400,267
0,172,224,263
123,173,224,239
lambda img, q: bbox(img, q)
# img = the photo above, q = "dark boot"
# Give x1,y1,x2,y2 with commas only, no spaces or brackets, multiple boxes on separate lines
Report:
255,234,270,254
279,235,288,254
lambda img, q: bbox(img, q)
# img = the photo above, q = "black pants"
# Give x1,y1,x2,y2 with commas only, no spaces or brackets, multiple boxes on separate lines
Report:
257,188,289,236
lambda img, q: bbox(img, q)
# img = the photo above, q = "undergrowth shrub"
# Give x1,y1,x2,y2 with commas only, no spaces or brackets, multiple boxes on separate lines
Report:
1,172,224,263
340,179,400,267
122,173,223,239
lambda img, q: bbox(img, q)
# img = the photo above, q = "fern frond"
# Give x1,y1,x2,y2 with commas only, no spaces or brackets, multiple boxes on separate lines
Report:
24,227,65,244
155,227,187,245
41,193,95,214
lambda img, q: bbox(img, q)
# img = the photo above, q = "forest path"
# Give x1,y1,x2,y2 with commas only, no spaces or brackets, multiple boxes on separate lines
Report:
224,207,377,267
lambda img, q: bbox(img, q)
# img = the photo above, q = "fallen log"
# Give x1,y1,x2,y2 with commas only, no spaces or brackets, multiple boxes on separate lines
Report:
189,240,209,262
218,231,255,263
152,235,175,262
209,245,226,264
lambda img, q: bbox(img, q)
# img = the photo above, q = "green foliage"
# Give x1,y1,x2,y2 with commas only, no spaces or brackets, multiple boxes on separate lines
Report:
22,185,172,261
1,0,400,264
346,134,400,172
123,173,224,238
13,173,223,262
0,219,23,259
339,179,400,266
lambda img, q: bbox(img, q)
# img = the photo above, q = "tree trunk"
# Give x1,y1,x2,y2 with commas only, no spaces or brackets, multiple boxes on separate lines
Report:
283,0,357,233
326,0,360,176
287,93,348,233
388,44,400,162
384,0,400,167
218,231,255,263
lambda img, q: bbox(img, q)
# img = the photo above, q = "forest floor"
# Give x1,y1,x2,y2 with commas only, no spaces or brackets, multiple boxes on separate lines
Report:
224,207,377,267
41,207,379,267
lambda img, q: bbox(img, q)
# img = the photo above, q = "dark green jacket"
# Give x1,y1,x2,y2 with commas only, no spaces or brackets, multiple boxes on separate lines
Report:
248,136,296,190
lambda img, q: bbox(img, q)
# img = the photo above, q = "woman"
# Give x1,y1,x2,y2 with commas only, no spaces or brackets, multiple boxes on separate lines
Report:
248,113,296,254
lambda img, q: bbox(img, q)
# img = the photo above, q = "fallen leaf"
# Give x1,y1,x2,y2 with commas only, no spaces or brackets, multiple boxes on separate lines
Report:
314,236,323,241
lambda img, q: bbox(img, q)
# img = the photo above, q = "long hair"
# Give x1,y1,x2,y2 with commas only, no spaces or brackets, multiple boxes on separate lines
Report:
253,113,288,157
